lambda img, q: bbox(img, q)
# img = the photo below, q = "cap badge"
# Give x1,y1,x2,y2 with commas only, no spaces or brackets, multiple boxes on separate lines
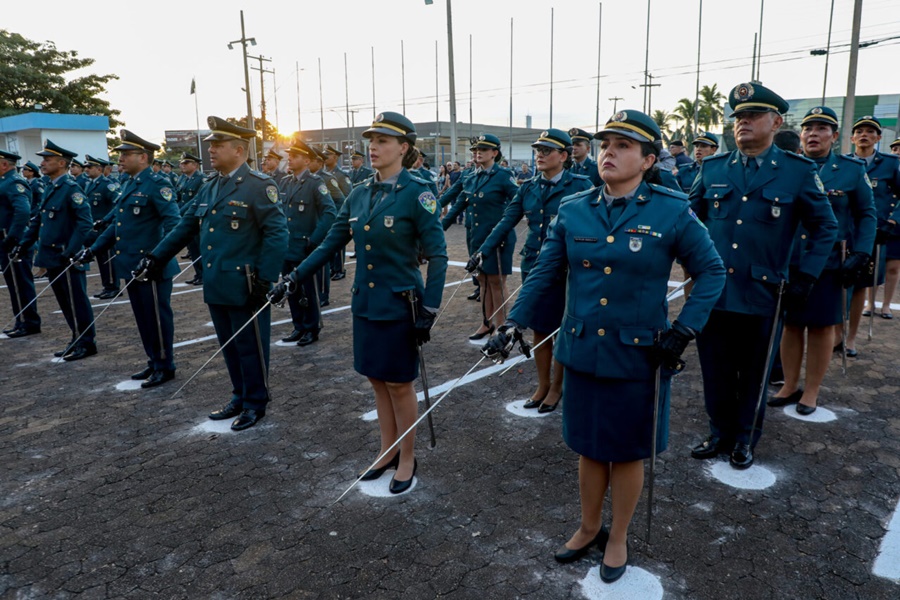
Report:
541,131,549,138
735,83,754,101
811,107,823,115
375,113,384,122
612,111,626,122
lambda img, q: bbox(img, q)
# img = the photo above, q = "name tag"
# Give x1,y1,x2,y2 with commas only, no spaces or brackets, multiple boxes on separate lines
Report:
574,236,598,243
348,217,359,223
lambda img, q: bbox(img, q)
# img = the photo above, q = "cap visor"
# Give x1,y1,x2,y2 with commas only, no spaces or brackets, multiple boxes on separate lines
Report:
594,128,650,143
728,107,776,118
363,126,404,139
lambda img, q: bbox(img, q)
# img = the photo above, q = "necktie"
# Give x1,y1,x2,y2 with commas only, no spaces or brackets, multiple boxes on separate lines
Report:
745,157,759,186
370,183,390,209
607,196,627,223
540,179,555,201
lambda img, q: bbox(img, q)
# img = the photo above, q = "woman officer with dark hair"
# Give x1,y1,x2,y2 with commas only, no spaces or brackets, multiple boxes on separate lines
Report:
467,128,592,412
484,110,725,583
270,111,448,494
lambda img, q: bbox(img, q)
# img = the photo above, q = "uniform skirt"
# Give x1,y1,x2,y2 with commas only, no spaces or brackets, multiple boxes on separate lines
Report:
785,268,843,328
521,268,566,334
353,316,419,383
479,231,515,276
886,238,900,261
562,367,670,463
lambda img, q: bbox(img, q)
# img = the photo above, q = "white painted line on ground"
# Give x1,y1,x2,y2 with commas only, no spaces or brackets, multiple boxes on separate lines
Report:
579,565,663,599
505,399,554,418
782,405,837,423
873,498,900,582
0,260,193,291
358,475,417,497
53,286,203,313
114,380,143,391
707,462,777,490
191,420,235,435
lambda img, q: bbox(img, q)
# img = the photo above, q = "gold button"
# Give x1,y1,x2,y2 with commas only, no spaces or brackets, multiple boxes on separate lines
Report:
207,245,212,250
368,282,375,288
571,327,576,333
801,234,807,240
736,219,742,225
540,209,544,214
116,250,120,255
597,329,606,336
288,217,292,221
762,275,768,280
236,266,241,270
116,236,120,241
117,222,121,226
582,259,591,268
474,214,478,217
714,201,719,208
207,262,211,268
728,267,734,274
732,243,738,249
475,223,479,226
604,266,612,274
211,209,216,214
606,235,614,243
209,227,214,232
600,298,608,306
367,264,373,270
365,245,371,250
119,208,124,213
364,225,370,231
713,194,719,199
634,338,640,344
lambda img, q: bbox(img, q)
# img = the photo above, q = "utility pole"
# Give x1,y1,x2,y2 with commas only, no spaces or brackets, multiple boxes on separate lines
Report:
227,10,257,163
693,0,703,139
446,0,459,165
841,0,864,154
637,75,661,114
642,0,651,112
756,0,766,81
594,3,603,134
318,57,325,144
296,62,303,135
822,0,835,104
609,96,624,114
549,7,555,127
249,55,272,157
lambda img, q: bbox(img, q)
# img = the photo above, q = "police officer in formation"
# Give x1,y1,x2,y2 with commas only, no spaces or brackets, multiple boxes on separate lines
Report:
277,140,335,346
309,148,344,307
349,150,374,186
844,115,900,354
674,132,719,193
484,109,725,583
11,141,98,360
468,128,592,413
270,111,447,494
883,138,900,313
176,152,206,286
767,106,875,415
83,155,121,299
139,117,288,431
76,131,182,388
323,146,353,281
69,158,90,189
20,161,46,212
568,127,602,187
0,150,41,338
688,83,838,469
262,149,287,182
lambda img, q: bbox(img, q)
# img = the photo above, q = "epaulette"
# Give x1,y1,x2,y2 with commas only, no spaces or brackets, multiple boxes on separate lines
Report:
837,154,866,166
648,182,689,201
782,151,815,166
702,152,730,164
203,173,217,182
407,172,430,186
878,151,900,165
569,173,591,181
565,187,602,203
248,169,272,181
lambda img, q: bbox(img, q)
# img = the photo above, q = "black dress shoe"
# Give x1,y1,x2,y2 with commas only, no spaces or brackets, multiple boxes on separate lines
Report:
320,299,330,307
141,369,175,388
599,543,629,584
359,452,400,481
98,289,119,300
63,345,97,361
767,388,803,407
389,459,417,494
281,329,304,343
554,527,609,564
467,290,480,301
189,278,203,286
832,341,844,353
796,403,817,416
93,291,105,299
6,327,39,338
231,408,264,431
538,396,561,413
846,348,858,357
523,398,543,409
296,332,319,347
330,271,346,281
2,326,16,335
468,325,495,341
54,347,72,358
184,277,198,285
730,443,754,470
131,366,154,380
209,402,242,420
691,435,724,459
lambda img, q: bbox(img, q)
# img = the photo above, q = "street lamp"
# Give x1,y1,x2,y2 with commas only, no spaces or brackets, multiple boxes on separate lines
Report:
228,10,258,163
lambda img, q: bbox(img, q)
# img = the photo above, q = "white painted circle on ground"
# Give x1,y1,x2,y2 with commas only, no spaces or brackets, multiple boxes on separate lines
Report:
506,399,554,418
115,380,144,391
358,475,417,497
173,282,188,288
274,340,297,347
708,461,777,490
204,321,214,327
579,565,663,600
0,333,7,339
782,405,837,423
191,419,235,434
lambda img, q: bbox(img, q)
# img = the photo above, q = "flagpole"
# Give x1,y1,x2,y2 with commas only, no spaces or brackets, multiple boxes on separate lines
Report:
192,77,202,167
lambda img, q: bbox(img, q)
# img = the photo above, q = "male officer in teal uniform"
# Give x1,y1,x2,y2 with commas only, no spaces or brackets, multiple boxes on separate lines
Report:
262,149,287,183
140,117,288,431
69,158,90,189
176,152,207,285
76,130,182,387
309,148,343,308
569,127,602,187
277,140,335,345
0,150,41,337
12,140,97,360
349,150,373,186
689,83,838,468
323,146,353,195
675,132,718,193
20,161,45,213
83,155,121,299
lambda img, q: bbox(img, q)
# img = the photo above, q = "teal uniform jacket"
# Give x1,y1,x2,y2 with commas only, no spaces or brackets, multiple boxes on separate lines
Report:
26,178,45,215
0,171,32,243
176,171,205,214
152,164,288,306
21,175,93,270
74,173,90,190
675,162,700,193
509,181,725,381
84,175,119,222
851,151,900,225
416,167,440,195
350,165,374,186
316,169,346,215
290,168,448,318
93,167,181,280
689,145,838,317
438,167,474,209
280,170,336,262
571,156,602,187
479,169,593,273
441,163,520,255
326,166,353,196
792,153,875,270
658,168,681,191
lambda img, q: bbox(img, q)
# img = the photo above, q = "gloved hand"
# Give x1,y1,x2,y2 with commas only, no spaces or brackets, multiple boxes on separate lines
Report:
1,235,18,253
482,321,525,363
465,252,483,273
841,251,870,288
248,274,271,308
133,255,162,281
653,320,694,370
8,245,23,262
73,247,95,265
413,304,437,345
267,273,297,306
92,219,108,232
783,272,817,313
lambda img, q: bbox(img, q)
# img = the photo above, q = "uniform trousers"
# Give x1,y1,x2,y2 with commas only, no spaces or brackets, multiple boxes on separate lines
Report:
97,247,117,291
1,251,40,331
47,265,95,348
283,259,321,334
187,237,203,280
127,278,175,371
207,302,271,411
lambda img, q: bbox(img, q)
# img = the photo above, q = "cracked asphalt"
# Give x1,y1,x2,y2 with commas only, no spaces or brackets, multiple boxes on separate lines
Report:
2,225,899,599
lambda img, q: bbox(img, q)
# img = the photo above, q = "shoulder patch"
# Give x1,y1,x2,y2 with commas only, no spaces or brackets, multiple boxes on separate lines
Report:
15,183,26,194
329,178,339,188
266,185,279,203
814,173,826,194
72,192,85,205
318,183,329,196
418,192,437,214
688,207,707,229
160,187,174,202
107,183,118,192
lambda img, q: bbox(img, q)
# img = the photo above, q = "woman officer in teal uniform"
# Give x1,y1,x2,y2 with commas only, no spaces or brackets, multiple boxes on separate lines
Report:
468,128,592,412
442,134,519,339
270,112,447,494
485,110,725,583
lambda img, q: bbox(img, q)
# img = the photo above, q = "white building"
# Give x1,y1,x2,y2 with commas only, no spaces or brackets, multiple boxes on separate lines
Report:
0,112,110,163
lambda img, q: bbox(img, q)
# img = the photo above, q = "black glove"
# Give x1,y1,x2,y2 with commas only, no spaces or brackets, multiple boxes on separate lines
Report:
652,320,694,371
1,235,18,253
92,219,108,232
783,272,817,313
875,220,899,245
133,255,162,281
248,274,271,308
841,251,870,288
267,273,298,306
481,321,527,363
413,304,437,346
465,252,483,273
8,245,23,262
73,247,95,265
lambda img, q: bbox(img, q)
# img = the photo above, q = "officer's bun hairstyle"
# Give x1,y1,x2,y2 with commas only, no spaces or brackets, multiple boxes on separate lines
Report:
640,141,663,185
401,143,419,170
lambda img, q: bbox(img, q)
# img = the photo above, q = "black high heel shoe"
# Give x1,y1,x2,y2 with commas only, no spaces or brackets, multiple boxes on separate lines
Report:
468,325,495,341
359,452,399,481
599,542,629,584
389,459,418,494
554,526,609,563
538,395,562,413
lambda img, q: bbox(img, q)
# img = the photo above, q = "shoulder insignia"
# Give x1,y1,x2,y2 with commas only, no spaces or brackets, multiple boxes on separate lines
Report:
688,207,707,230
160,187,174,202
318,183,329,196
648,182,689,201
107,183,118,192
266,185,279,203
72,192,85,205
248,170,269,180
407,172,428,185
15,183,26,194
569,173,590,180
329,178,339,188
814,173,826,194
418,191,437,214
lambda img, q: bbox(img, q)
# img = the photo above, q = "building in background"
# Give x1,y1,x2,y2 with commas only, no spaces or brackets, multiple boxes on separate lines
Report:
0,112,110,162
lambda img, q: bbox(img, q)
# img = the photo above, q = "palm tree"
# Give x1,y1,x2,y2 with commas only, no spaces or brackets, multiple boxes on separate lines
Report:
670,98,698,143
698,84,726,131
651,109,676,143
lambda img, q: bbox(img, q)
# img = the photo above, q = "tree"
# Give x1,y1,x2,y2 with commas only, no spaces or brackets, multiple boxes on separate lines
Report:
0,30,122,137
226,116,279,142
651,109,676,143
698,84,726,131
669,98,699,143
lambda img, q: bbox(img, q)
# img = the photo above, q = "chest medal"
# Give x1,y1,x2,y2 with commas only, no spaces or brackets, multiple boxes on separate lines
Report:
629,237,642,252
231,220,239,230
384,216,394,228
771,206,781,218
133,207,141,215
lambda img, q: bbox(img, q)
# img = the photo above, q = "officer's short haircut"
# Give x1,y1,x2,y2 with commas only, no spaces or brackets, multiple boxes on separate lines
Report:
229,138,251,154
774,129,801,154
